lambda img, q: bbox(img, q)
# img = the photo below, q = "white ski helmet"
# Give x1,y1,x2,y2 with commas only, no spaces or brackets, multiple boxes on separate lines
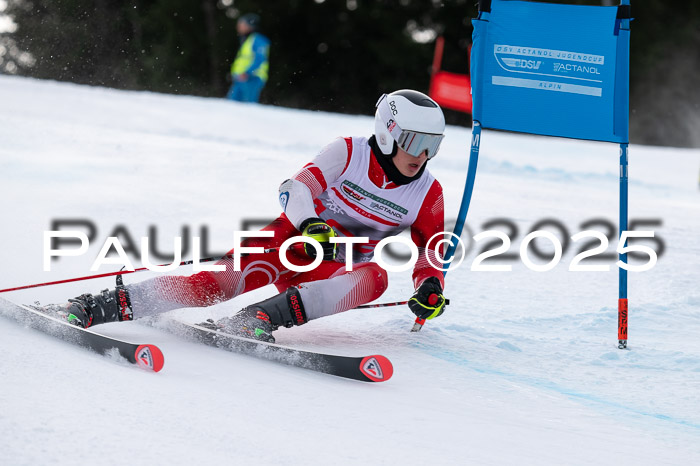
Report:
374,89,445,159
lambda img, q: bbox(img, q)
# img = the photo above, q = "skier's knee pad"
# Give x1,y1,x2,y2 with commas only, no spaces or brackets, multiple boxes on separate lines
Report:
356,262,389,299
184,271,226,305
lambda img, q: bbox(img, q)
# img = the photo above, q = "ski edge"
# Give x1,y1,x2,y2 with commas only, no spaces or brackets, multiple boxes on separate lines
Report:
157,318,393,382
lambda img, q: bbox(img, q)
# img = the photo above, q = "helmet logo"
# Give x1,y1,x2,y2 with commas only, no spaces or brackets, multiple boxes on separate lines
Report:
279,191,289,211
389,100,398,115
386,119,397,132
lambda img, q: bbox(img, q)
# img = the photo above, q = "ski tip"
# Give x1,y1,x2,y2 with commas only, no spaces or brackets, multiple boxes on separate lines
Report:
360,355,393,382
135,344,165,372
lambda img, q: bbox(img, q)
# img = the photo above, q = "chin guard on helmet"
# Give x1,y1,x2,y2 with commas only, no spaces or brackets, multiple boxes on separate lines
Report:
374,90,445,159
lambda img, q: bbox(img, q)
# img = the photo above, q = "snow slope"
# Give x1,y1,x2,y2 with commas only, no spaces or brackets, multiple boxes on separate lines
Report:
1,75,699,465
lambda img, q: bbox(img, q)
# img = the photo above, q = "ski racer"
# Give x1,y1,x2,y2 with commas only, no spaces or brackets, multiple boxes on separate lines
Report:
46,89,449,342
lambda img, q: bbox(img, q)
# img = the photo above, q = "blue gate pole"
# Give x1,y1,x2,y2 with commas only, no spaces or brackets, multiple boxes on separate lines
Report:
617,0,631,350
411,121,482,332
443,121,482,268
618,142,629,349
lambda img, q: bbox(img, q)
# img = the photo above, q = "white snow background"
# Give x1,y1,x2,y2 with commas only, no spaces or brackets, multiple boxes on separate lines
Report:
0,75,699,465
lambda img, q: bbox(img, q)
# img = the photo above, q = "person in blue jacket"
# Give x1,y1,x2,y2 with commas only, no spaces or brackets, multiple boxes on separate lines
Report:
226,13,270,103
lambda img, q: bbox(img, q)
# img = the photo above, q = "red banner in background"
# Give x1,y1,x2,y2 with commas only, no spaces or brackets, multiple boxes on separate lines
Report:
430,71,472,114
428,36,472,114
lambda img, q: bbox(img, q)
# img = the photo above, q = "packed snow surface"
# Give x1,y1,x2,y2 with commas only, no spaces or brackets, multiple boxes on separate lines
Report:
0,76,699,465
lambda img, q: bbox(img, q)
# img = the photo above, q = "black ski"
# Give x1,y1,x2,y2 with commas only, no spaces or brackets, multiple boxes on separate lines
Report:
158,318,393,382
0,297,164,372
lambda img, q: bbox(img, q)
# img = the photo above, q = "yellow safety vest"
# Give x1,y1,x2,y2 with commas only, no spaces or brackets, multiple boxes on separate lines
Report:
231,34,269,82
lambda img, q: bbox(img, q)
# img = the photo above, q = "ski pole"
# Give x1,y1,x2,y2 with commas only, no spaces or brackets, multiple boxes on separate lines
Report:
356,299,449,310
356,300,408,309
0,249,282,294
1,243,323,294
411,317,427,332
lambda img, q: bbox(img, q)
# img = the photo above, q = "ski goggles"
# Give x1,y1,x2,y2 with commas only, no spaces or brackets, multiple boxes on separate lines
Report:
376,94,445,159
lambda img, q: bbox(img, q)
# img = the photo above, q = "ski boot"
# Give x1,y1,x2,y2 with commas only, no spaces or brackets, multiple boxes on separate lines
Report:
199,287,308,343
36,285,133,329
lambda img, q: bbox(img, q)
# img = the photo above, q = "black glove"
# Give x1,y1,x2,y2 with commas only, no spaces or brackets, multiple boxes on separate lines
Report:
299,218,337,261
408,277,446,320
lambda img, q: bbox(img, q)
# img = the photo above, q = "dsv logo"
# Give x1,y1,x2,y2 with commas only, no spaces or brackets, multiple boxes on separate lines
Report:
503,58,542,70
389,100,398,115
